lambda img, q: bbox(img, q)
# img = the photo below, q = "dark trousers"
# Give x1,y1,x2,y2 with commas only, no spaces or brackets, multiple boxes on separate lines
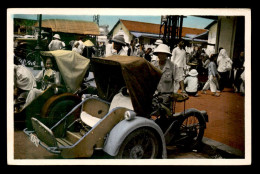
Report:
186,91,198,96
218,71,229,91
234,69,244,91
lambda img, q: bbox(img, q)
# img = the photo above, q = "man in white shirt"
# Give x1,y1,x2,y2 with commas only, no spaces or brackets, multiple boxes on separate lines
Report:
14,65,37,112
171,40,187,94
48,34,64,51
106,35,127,56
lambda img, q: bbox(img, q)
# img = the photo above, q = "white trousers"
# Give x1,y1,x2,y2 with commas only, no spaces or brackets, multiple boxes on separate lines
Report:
202,75,218,93
23,88,43,109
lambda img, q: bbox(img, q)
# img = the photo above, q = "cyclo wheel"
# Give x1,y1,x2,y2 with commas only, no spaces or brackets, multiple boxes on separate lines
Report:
116,128,159,159
176,112,205,150
41,94,81,128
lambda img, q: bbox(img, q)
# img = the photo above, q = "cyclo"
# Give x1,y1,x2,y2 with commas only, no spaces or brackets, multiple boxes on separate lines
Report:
23,55,208,159
16,50,96,129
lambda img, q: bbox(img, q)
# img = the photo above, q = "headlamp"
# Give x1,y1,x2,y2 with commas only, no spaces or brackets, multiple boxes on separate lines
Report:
124,110,136,121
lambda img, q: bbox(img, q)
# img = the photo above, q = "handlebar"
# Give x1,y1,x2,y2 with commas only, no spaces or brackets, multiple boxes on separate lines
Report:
153,92,173,97
153,92,189,103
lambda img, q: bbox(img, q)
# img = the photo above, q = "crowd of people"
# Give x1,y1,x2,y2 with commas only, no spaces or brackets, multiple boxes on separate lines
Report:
103,34,245,98
13,33,245,113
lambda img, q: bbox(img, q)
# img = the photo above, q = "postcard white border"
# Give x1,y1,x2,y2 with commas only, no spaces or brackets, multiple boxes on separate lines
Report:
7,8,251,165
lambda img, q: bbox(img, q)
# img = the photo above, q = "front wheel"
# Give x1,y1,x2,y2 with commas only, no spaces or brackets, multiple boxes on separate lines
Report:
116,128,159,159
175,113,205,150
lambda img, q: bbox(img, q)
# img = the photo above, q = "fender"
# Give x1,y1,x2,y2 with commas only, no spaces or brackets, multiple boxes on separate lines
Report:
178,108,208,128
103,116,167,159
41,93,81,118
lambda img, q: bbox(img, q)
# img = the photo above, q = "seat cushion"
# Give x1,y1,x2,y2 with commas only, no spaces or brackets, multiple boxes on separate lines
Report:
109,93,133,111
80,111,101,127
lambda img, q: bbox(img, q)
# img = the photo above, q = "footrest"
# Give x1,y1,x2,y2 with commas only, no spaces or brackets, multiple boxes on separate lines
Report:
31,117,58,147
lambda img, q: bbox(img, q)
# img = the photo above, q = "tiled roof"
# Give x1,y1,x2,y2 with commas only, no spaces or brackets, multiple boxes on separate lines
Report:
120,20,161,34
35,19,100,35
120,19,207,37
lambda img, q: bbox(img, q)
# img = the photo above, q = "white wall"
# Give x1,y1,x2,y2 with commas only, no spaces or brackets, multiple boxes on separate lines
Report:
112,22,132,44
206,22,218,56
217,16,237,58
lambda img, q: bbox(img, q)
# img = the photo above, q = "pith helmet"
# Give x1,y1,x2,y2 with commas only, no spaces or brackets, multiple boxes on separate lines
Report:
111,35,126,46
153,44,172,56
154,39,163,45
53,34,61,40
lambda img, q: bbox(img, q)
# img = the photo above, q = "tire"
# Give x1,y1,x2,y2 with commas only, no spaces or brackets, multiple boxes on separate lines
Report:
116,128,159,159
41,94,81,128
176,113,205,150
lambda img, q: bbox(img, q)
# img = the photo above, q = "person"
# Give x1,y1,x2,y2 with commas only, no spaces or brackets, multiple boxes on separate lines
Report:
24,57,61,108
127,40,136,56
170,39,187,94
48,34,64,51
184,69,199,97
77,36,85,55
144,47,152,62
240,62,245,95
72,41,82,54
14,64,36,112
151,39,163,62
82,40,95,58
201,54,221,97
126,43,131,56
106,35,127,56
232,51,244,93
197,49,208,75
134,43,145,57
201,53,210,75
217,48,233,92
151,44,187,107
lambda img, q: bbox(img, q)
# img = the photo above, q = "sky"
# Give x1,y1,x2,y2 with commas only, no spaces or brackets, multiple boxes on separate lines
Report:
12,14,215,31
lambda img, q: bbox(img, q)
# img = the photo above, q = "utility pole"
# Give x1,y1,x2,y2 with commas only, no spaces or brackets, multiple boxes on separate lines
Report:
33,14,42,70
159,15,184,51
93,15,100,26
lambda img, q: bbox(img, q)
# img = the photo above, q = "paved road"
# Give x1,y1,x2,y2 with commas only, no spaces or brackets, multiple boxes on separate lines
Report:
175,87,245,153
13,130,214,160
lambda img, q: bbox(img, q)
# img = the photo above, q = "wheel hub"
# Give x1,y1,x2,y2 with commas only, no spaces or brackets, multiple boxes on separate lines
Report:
130,145,144,159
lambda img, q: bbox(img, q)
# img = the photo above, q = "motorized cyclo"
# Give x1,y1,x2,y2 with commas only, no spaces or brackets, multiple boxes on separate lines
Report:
23,55,208,159
15,50,97,129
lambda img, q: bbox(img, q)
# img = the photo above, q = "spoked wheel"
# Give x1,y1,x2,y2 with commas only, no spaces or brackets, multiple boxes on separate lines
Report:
116,128,159,159
46,99,80,127
41,94,81,128
176,113,205,149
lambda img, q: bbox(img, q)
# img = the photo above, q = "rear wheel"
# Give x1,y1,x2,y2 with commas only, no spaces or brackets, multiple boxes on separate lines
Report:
175,113,205,150
116,128,159,159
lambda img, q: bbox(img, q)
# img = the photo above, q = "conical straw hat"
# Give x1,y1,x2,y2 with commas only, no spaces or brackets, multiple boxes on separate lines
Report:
83,40,94,47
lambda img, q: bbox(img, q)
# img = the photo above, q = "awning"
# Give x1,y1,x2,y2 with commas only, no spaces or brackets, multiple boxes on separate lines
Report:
193,30,209,40
130,31,160,39
182,37,208,43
